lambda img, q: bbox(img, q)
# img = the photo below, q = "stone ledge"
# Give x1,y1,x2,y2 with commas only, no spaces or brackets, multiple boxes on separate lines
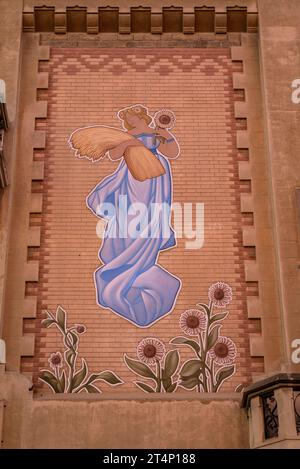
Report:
25,262,39,282
27,226,41,247
32,161,44,181
29,193,43,213
33,131,46,149
238,161,251,180
249,334,264,357
242,373,300,408
34,392,243,402
37,72,49,89
247,296,262,319
23,297,38,319
20,335,35,357
34,101,48,119
240,193,254,213
242,226,256,246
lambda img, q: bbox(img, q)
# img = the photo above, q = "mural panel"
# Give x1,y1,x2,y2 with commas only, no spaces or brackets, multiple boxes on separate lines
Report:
24,47,255,394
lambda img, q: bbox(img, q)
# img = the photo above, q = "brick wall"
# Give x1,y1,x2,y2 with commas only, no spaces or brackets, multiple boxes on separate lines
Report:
22,46,259,394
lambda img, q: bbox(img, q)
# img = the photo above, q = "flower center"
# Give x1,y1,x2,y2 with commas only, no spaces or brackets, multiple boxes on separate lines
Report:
186,316,200,328
143,344,157,358
159,115,171,125
214,343,228,358
51,355,61,365
214,288,225,300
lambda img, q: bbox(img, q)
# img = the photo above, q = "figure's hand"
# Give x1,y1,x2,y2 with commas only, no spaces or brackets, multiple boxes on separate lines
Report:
155,128,179,159
155,128,172,140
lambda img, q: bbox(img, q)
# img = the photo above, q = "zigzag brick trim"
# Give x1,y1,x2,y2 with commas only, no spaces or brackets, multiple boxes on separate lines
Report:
21,42,50,378
231,39,264,377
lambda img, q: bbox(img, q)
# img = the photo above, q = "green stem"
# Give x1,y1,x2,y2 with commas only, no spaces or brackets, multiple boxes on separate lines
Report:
198,332,204,358
204,360,215,392
197,332,206,392
200,326,209,393
54,365,60,381
156,360,162,393
66,353,77,393
74,382,89,394
46,312,79,393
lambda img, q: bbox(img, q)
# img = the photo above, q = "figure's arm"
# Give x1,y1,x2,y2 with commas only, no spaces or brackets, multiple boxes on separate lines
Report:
156,129,179,159
108,139,144,160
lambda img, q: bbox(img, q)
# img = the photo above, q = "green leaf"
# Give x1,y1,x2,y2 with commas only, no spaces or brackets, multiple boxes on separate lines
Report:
70,331,78,348
65,349,76,368
163,350,179,378
124,355,157,380
56,306,66,330
87,371,122,386
207,324,221,350
162,376,172,391
58,370,66,393
210,312,228,324
135,381,156,393
166,382,177,393
41,318,56,328
170,336,200,354
215,365,235,390
64,331,78,351
235,384,244,393
180,359,202,379
196,303,210,315
180,377,200,390
85,384,101,393
71,358,88,391
39,370,61,393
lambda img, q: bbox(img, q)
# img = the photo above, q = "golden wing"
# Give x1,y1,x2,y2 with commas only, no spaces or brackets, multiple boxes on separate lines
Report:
69,125,165,182
68,125,133,162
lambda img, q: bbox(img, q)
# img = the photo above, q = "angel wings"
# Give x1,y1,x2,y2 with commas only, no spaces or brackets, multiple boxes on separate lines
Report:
68,125,165,182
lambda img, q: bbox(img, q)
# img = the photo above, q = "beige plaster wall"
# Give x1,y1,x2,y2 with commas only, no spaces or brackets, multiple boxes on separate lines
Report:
258,0,300,372
0,372,248,448
0,0,23,337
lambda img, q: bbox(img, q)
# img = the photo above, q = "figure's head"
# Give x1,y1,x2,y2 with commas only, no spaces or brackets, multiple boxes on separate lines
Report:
117,104,152,130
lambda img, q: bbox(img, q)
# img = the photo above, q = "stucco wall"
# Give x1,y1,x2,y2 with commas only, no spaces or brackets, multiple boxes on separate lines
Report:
0,371,248,448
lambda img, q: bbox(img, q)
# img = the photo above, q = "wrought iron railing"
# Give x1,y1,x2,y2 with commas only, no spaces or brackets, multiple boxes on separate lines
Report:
262,392,279,439
294,390,300,434
0,129,8,188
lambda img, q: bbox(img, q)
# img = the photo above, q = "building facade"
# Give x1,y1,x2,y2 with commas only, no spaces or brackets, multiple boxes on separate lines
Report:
0,0,299,448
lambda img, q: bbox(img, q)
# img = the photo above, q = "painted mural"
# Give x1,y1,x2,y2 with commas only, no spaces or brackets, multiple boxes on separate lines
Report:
29,48,255,395
69,105,181,327
40,306,123,393
39,283,241,394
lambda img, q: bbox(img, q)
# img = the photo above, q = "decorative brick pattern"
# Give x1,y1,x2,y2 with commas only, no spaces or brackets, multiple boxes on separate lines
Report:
22,46,259,393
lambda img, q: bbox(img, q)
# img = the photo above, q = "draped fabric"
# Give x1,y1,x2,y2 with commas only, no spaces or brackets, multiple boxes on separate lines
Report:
87,133,181,327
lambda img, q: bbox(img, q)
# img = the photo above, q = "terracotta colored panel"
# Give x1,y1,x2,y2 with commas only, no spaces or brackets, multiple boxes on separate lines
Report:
34,7,54,33
99,9,119,33
163,8,183,33
227,9,247,33
131,8,151,33
66,8,87,33
195,8,215,32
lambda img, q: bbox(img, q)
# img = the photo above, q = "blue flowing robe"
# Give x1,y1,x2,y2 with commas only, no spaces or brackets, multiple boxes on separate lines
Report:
86,132,181,327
